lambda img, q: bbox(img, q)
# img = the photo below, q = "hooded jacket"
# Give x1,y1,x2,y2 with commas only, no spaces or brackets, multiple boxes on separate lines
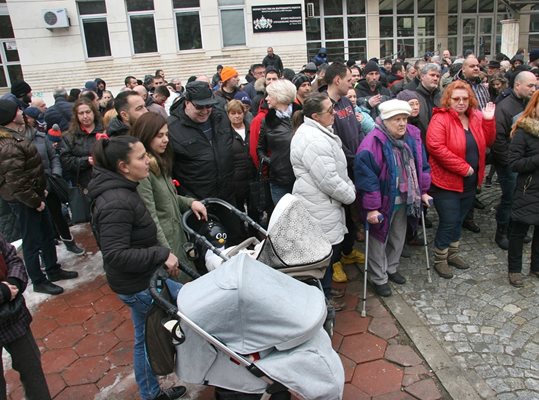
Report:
509,117,539,225
290,117,356,244
88,166,170,295
0,126,46,209
312,48,328,66
426,107,495,192
168,97,235,202
107,115,130,137
44,96,73,132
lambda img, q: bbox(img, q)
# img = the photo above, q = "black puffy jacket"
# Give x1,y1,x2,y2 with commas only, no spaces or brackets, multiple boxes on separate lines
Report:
87,166,170,295
231,121,255,203
509,118,539,225
61,125,103,187
257,108,296,186
168,98,234,202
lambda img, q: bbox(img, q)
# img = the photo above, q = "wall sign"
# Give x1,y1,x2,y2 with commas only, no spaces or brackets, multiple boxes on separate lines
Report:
252,4,303,33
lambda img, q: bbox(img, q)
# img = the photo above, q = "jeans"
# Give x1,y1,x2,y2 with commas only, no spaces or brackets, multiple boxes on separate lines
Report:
0,330,51,400
495,164,517,226
118,280,182,400
322,242,343,298
508,221,539,273
9,202,60,284
433,191,475,249
270,183,293,206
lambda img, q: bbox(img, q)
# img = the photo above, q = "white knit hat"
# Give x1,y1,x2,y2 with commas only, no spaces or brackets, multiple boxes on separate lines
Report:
379,99,412,120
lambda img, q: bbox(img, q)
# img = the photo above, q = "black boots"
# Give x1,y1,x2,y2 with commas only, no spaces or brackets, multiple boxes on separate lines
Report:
495,224,509,250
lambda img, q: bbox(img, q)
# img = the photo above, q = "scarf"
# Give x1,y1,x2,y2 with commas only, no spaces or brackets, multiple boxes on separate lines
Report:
376,119,422,218
275,104,293,119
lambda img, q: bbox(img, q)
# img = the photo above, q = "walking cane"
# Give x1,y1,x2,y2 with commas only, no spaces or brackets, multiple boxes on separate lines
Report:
361,214,383,318
421,199,434,283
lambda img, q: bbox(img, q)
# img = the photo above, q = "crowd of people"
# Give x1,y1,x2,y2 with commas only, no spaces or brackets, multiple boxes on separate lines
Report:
1,46,539,399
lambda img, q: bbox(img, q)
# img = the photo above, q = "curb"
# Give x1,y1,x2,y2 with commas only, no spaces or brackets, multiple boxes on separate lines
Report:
382,291,497,400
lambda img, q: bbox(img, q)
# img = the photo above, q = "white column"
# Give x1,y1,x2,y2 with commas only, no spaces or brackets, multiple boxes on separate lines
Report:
501,19,519,58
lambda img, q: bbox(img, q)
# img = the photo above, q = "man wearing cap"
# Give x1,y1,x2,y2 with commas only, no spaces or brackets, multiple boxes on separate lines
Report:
215,66,240,110
168,81,234,202
491,70,537,250
355,60,392,119
0,100,78,295
262,47,283,75
529,49,539,70
1,80,32,111
301,62,318,79
292,74,312,107
487,60,501,76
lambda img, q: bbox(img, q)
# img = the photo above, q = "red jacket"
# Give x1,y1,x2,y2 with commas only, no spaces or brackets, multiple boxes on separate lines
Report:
426,107,495,192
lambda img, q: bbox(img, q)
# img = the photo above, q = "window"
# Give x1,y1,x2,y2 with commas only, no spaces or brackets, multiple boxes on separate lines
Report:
305,0,367,62
378,0,435,59
173,0,202,50
77,1,111,58
0,12,22,87
219,0,246,47
126,0,157,54
529,6,539,53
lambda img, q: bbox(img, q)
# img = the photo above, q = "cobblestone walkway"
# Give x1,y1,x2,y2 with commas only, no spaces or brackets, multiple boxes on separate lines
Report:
394,183,539,400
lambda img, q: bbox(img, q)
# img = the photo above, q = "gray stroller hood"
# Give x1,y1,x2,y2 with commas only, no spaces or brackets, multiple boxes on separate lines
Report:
175,254,344,399
256,194,332,279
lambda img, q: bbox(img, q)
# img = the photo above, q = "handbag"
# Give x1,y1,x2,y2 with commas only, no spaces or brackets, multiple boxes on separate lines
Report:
68,162,91,224
145,283,177,376
47,174,70,203
249,161,272,214
0,252,24,322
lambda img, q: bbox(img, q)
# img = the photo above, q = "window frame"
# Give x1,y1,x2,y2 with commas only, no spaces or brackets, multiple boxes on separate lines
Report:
125,0,158,55
218,4,247,48
77,1,112,60
173,2,203,52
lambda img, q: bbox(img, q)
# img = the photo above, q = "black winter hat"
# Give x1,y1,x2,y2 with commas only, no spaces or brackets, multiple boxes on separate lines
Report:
291,74,311,89
530,49,539,62
11,80,31,98
185,81,217,106
363,61,380,75
0,100,18,125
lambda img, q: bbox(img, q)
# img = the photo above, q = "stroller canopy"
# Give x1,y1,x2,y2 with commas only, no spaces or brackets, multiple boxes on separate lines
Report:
177,253,327,353
257,194,332,275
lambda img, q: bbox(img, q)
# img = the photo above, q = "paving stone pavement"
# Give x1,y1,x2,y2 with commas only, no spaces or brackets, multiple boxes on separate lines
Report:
392,182,539,400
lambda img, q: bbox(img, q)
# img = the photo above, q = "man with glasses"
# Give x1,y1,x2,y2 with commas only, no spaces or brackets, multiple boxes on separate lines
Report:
491,71,537,254
168,80,234,203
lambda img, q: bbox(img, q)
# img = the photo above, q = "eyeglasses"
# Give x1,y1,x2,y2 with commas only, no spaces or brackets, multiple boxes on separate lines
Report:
192,103,213,110
318,105,334,115
450,96,469,103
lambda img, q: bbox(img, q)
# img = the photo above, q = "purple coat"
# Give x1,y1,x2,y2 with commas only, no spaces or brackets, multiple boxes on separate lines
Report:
0,234,32,345
354,124,431,242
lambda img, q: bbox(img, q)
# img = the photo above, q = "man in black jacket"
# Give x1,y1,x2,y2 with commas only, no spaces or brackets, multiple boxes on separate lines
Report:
491,70,537,250
413,63,442,143
107,91,147,136
355,61,392,119
168,81,234,203
44,87,72,132
262,47,283,75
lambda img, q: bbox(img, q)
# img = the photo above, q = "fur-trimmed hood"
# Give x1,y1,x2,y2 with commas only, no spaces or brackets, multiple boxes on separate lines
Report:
516,117,539,137
254,77,266,93
0,126,21,140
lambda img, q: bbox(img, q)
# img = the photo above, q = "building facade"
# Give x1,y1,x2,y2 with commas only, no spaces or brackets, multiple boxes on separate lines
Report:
0,0,536,95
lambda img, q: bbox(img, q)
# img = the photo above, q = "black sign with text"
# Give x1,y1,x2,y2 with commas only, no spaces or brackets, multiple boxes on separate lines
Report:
252,4,303,33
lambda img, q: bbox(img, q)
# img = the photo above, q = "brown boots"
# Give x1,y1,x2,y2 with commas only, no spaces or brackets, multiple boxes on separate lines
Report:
434,241,469,279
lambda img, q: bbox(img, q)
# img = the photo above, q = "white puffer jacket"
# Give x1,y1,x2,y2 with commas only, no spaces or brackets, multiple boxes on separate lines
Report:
290,117,356,244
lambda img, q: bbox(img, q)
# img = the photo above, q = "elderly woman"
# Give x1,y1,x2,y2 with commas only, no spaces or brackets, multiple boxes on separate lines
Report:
355,99,432,297
506,91,539,287
257,79,300,205
290,92,356,310
426,81,495,279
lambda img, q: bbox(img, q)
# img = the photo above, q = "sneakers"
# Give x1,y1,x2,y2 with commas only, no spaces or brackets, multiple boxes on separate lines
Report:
328,297,345,312
372,282,392,297
48,268,79,282
62,239,86,256
331,287,345,298
341,249,365,265
154,386,187,400
388,272,406,284
332,261,347,283
34,280,64,295
508,272,524,288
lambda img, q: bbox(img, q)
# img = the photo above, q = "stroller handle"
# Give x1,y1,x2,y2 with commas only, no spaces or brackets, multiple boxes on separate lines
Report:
149,266,179,317
182,198,268,262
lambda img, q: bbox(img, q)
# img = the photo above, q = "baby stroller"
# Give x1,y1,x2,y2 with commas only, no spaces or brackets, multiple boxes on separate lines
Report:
149,253,345,400
181,194,335,333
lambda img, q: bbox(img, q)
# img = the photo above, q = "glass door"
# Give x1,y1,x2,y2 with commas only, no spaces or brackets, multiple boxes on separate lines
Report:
461,15,494,56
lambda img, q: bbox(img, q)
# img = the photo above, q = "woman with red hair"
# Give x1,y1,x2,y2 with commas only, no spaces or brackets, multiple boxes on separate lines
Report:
507,90,539,287
426,81,495,279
